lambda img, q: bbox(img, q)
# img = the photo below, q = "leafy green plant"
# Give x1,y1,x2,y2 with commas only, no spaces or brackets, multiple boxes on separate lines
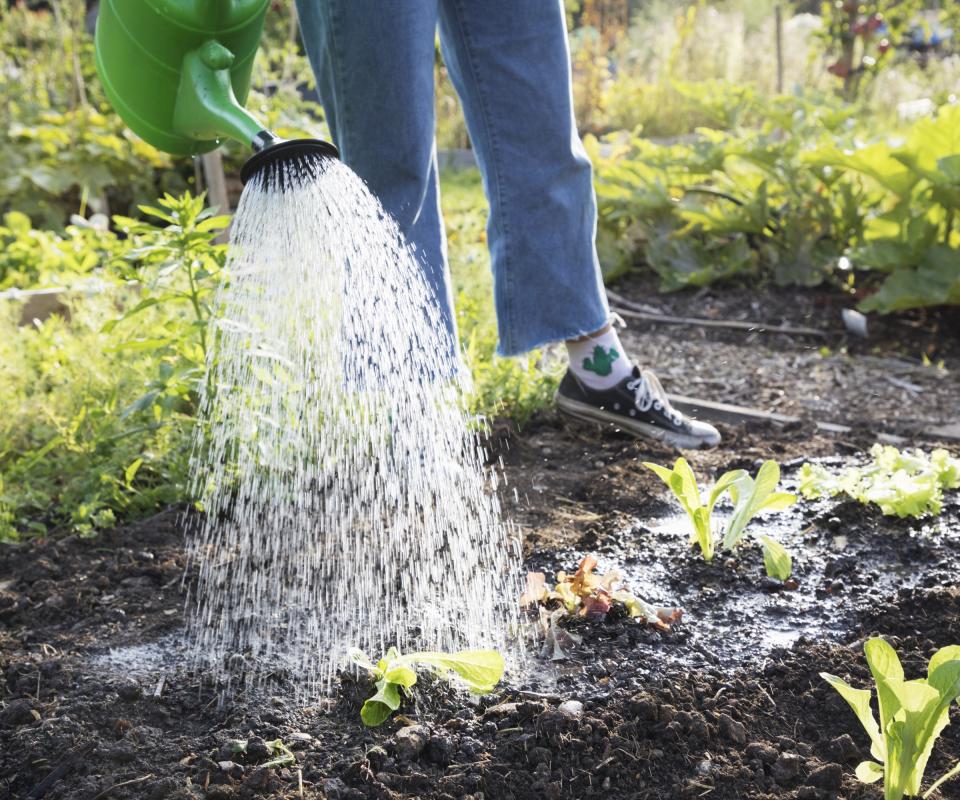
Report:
800,445,960,518
644,458,796,579
590,98,958,312
0,209,126,290
106,192,229,419
643,457,745,562
0,192,225,541
349,647,505,727
0,1,184,227
723,460,797,553
0,295,193,540
813,104,960,313
821,638,960,800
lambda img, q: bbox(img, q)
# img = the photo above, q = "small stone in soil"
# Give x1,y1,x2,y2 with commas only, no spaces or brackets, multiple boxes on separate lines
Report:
558,699,584,719
394,724,429,761
772,752,803,784
745,742,778,764
719,713,747,745
0,698,35,726
807,762,842,790
825,732,859,762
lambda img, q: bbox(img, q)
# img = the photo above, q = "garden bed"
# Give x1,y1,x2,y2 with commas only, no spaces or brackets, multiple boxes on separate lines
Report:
2,284,960,800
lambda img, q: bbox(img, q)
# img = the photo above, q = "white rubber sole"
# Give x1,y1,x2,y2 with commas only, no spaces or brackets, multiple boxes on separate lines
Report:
555,393,713,450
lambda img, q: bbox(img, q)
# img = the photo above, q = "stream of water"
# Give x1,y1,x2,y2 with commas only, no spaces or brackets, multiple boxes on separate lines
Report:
185,153,520,695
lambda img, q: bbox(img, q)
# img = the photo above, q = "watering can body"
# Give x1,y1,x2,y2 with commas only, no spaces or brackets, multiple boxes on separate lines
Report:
95,0,270,156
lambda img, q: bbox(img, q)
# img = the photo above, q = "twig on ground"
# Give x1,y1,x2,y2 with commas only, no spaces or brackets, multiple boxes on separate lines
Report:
91,774,155,800
607,291,827,338
27,743,94,799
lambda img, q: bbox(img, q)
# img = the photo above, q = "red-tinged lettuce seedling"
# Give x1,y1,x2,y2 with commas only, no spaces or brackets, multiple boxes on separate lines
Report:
349,647,504,727
821,638,960,800
520,556,682,660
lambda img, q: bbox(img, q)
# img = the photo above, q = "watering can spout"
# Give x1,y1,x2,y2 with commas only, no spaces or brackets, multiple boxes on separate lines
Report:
173,40,263,149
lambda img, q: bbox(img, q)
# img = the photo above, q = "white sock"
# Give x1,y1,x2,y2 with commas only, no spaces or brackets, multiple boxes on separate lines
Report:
566,326,635,390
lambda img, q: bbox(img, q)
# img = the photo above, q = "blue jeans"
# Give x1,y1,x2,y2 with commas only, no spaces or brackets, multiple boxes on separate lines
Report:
296,0,610,356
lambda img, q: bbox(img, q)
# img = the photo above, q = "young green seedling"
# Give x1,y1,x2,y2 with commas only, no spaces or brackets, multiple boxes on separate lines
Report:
801,445,960,518
349,647,504,727
643,458,745,562
645,459,796,579
724,460,797,580
821,638,960,800
722,460,796,549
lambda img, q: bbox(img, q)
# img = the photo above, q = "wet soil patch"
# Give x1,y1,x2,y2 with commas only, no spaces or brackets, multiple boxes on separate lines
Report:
3,415,960,799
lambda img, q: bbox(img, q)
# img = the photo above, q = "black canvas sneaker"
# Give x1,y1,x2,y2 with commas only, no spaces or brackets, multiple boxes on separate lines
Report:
555,366,721,449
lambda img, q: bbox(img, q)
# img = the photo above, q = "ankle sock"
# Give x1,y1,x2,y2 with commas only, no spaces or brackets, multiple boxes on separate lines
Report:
566,326,634,390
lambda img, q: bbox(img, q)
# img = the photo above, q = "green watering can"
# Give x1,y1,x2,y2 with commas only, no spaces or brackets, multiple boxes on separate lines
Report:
95,0,337,182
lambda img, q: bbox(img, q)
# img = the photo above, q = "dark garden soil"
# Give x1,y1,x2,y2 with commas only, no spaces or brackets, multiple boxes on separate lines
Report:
2,283,960,800
612,274,960,434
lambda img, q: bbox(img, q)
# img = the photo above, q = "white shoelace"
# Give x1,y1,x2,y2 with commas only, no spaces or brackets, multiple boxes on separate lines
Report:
626,370,684,428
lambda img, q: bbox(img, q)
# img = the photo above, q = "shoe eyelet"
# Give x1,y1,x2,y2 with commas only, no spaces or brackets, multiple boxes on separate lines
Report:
613,403,620,411
654,401,662,411
629,409,636,416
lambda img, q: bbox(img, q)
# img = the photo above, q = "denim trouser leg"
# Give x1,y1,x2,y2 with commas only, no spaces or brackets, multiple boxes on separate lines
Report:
295,0,609,357
294,0,457,345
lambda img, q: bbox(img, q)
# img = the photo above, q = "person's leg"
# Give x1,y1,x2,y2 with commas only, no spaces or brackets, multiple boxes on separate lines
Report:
436,0,609,357
437,0,719,448
296,0,457,343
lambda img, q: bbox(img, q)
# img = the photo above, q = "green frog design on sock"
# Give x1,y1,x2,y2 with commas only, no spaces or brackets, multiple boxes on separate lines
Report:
582,345,619,377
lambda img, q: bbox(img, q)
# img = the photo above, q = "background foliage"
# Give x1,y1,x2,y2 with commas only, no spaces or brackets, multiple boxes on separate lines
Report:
0,0,957,541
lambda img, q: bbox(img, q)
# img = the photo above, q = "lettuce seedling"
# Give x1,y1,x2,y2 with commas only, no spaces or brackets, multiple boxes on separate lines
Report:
521,556,682,627
349,647,504,727
722,460,797,550
821,638,960,800
801,445,960,518
643,458,745,562
520,557,682,660
644,458,794,577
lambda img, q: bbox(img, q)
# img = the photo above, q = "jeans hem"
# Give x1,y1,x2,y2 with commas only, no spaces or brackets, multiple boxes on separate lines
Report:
495,308,613,358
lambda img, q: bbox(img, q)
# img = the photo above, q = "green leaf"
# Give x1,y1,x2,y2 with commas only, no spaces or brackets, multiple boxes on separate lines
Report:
760,492,797,512
927,646,960,680
692,506,714,561
383,664,418,688
124,457,143,487
821,672,885,761
760,536,792,581
348,647,380,676
360,679,402,727
708,469,747,511
672,458,703,516
643,462,676,487
398,650,505,694
855,760,884,784
722,460,794,550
